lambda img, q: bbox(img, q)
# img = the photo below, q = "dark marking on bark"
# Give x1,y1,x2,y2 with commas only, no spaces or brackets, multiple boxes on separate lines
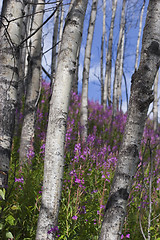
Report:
0,170,8,189
137,90,154,112
0,147,11,163
126,144,139,158
148,41,160,56
144,64,150,71
24,102,36,115
116,171,131,181
105,188,129,211
131,70,137,84
6,65,19,76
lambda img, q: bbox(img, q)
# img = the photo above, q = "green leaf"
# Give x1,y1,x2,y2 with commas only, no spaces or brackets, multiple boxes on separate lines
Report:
5,215,15,226
11,205,19,210
0,189,5,200
0,223,3,230
149,226,154,231
6,232,14,238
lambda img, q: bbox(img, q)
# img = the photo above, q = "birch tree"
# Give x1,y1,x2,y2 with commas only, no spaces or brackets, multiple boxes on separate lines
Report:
153,70,159,132
0,0,25,189
134,0,145,71
100,0,106,105
14,1,33,135
117,31,125,112
80,0,98,141
72,37,82,94
103,0,118,109
58,1,64,52
113,0,126,116
50,0,60,88
36,1,88,239
19,0,44,165
99,0,160,239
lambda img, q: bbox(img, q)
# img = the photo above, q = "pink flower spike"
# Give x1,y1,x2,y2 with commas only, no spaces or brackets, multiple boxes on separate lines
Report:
121,234,124,239
126,234,130,238
72,215,78,220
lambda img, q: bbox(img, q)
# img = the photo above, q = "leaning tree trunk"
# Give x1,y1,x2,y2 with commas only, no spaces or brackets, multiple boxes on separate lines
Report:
80,0,98,141
99,0,160,239
0,0,25,189
103,0,118,109
19,0,44,166
36,1,88,239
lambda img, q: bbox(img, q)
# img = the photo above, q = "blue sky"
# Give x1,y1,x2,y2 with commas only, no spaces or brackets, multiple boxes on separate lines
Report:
77,0,150,112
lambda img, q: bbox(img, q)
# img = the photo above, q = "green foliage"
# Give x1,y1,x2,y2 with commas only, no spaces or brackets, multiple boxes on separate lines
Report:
0,89,160,239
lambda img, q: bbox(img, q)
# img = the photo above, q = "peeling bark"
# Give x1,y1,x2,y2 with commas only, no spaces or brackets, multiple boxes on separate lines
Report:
99,0,160,239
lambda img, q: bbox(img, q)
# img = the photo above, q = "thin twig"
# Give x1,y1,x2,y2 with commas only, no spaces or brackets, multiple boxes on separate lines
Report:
19,1,63,46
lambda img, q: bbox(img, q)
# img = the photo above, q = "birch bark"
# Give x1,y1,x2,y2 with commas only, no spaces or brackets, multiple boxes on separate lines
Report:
134,0,145,71
99,0,160,239
100,0,106,105
36,1,88,239
58,2,64,52
113,0,126,116
153,70,159,132
19,0,44,165
80,0,98,141
0,0,25,189
72,40,81,94
103,0,118,109
50,1,60,87
14,1,33,136
116,30,125,112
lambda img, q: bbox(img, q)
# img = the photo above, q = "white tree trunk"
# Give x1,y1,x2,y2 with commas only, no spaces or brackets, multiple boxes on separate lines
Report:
153,70,159,131
100,0,106,105
19,0,44,165
99,0,160,239
117,30,125,112
0,0,25,189
36,1,88,239
80,0,98,141
134,1,145,71
113,0,126,116
50,0,60,87
58,2,64,53
14,2,32,135
72,39,81,94
103,0,118,109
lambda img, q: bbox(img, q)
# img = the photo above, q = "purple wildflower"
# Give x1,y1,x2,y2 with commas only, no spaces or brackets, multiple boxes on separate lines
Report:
15,177,24,183
72,215,78,220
